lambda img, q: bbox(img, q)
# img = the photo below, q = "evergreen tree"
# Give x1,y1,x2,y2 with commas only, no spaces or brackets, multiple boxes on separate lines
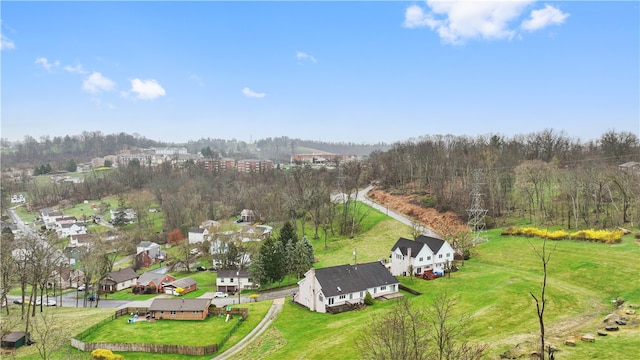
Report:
112,197,128,226
258,236,285,287
65,159,77,172
278,221,298,247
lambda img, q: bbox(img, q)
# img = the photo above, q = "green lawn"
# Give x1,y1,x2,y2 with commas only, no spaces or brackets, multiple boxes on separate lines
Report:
235,227,640,360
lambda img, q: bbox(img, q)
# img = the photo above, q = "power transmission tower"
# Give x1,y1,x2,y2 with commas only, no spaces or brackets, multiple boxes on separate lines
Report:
467,169,488,244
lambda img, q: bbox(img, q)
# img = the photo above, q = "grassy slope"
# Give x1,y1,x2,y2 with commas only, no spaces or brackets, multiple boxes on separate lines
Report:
7,202,640,359
237,226,640,359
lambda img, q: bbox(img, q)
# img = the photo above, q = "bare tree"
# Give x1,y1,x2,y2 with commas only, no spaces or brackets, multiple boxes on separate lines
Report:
0,229,16,315
357,295,486,360
31,311,70,360
357,297,430,360
427,292,486,360
529,238,556,360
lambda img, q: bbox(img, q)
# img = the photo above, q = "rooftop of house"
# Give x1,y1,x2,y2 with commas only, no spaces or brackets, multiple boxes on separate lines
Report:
148,298,211,312
313,261,398,298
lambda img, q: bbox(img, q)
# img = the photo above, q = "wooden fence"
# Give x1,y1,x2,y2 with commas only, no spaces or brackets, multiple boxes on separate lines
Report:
71,306,251,356
71,339,217,356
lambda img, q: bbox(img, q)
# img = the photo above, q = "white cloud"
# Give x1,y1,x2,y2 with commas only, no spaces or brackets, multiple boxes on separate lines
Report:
242,87,266,98
521,4,569,31
64,64,88,74
296,51,317,63
1,34,15,50
35,57,60,71
128,78,166,100
404,1,536,44
82,72,115,93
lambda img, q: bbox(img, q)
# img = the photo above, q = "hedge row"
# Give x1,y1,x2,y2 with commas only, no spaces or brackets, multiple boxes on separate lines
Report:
501,227,623,244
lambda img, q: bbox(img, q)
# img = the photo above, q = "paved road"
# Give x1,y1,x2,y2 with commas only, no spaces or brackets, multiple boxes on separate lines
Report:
356,185,442,238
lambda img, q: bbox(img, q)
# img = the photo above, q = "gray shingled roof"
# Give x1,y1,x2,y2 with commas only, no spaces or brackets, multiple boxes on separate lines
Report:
148,298,210,312
137,271,173,286
391,235,445,257
107,268,138,283
314,261,398,298
218,269,250,279
166,277,197,288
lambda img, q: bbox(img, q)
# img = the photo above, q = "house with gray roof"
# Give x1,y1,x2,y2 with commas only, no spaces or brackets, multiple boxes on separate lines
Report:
100,267,139,293
136,270,175,293
148,298,211,320
388,235,455,277
164,277,198,296
293,261,399,313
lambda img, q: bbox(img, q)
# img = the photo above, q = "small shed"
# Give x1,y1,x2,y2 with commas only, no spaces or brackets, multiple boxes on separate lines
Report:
1,332,28,349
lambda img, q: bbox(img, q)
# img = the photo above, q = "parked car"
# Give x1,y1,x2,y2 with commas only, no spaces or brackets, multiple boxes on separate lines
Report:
196,266,206,272
35,299,57,306
213,292,228,298
77,285,86,291
88,294,97,301
208,266,217,272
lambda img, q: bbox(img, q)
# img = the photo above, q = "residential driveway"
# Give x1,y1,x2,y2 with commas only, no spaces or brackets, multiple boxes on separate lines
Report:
212,297,285,360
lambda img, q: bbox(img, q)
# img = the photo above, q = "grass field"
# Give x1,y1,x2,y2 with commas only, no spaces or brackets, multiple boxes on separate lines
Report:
5,202,639,359
234,226,640,360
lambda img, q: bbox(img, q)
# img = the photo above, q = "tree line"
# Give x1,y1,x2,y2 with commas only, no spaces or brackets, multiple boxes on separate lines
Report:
368,129,640,229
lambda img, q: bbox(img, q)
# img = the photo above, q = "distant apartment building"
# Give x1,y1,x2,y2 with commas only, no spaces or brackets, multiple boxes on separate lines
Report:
291,153,357,165
237,159,273,173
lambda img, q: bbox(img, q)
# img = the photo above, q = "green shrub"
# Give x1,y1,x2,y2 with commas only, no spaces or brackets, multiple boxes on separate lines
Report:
420,196,435,208
364,291,374,306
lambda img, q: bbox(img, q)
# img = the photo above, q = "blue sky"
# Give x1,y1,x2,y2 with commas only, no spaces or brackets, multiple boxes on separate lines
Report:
2,1,638,144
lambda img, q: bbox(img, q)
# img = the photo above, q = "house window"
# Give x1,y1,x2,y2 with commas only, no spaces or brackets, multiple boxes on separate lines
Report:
220,278,224,283
447,253,451,258
360,292,364,298
193,311,199,314
319,294,323,301
427,256,431,260
396,254,402,259
380,286,386,291
419,257,423,261
349,293,353,299
328,298,334,305
339,295,346,300
230,278,234,283
248,278,253,283
439,254,443,258
170,311,176,315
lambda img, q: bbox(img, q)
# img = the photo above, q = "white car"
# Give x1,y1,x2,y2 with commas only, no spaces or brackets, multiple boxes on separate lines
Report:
213,292,228,298
77,285,86,291
35,299,57,306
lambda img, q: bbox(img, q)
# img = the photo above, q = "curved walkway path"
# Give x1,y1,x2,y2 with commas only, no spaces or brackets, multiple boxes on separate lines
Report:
213,298,285,360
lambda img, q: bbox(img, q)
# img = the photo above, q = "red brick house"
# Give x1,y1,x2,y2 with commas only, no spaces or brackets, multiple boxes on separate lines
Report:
148,298,211,320
135,271,176,293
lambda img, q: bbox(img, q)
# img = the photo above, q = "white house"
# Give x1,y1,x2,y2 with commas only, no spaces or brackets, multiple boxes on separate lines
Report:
216,269,256,293
188,227,210,244
293,261,400,313
69,234,95,247
388,235,455,277
40,209,64,230
10,194,26,204
100,268,138,293
56,222,87,238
